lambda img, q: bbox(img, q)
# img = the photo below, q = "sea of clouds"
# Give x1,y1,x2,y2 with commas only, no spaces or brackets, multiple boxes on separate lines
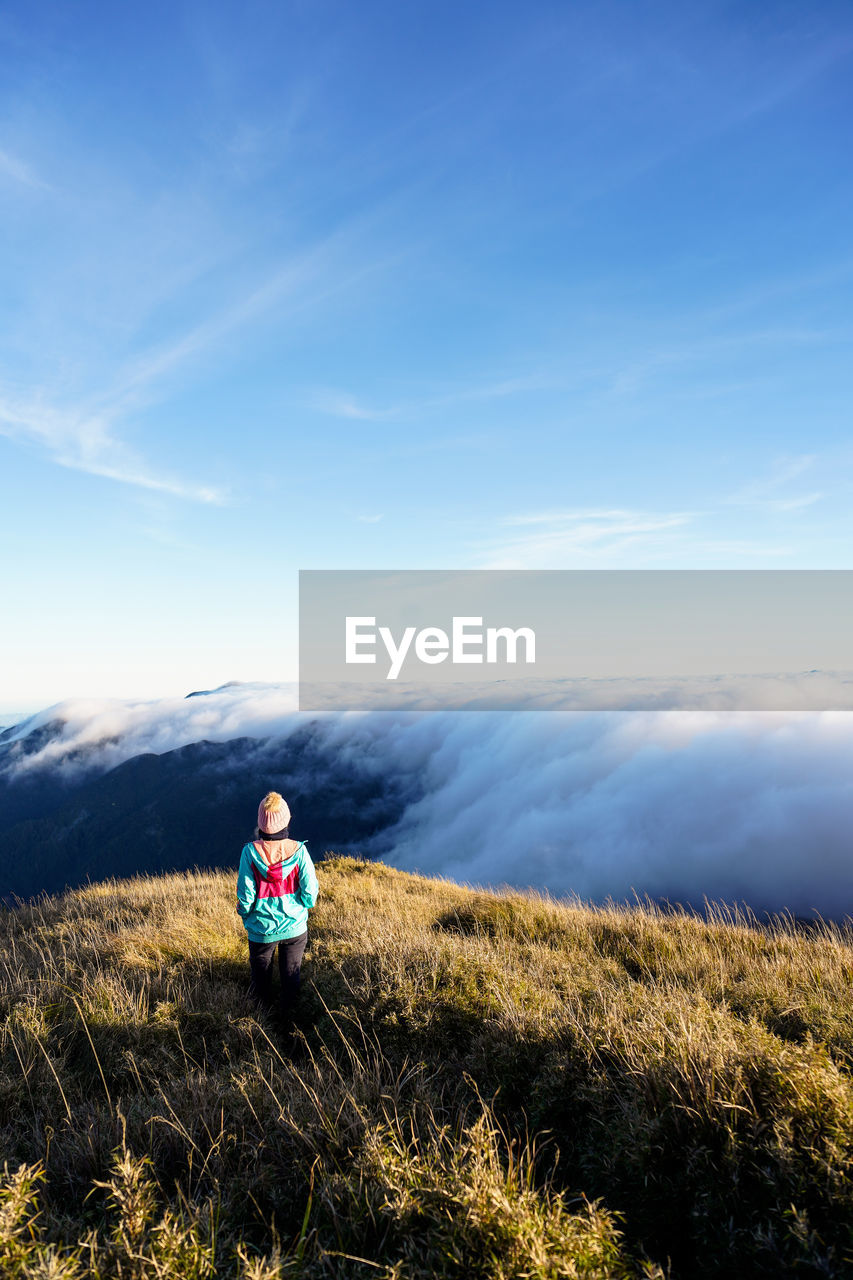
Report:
6,683,853,918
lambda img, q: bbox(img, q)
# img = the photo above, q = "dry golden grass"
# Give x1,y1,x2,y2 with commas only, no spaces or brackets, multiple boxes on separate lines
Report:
1,856,852,1277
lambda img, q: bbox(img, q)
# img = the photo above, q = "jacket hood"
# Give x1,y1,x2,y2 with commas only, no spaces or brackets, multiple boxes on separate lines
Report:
247,840,302,876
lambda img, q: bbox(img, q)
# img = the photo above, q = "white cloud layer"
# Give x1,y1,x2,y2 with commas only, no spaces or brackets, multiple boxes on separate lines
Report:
7,684,853,918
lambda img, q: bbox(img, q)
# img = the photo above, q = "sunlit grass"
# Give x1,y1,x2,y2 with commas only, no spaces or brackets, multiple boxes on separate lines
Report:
0,856,852,1276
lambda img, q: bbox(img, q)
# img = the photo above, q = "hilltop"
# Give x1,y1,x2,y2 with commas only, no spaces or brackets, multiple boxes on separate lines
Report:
1,859,853,1278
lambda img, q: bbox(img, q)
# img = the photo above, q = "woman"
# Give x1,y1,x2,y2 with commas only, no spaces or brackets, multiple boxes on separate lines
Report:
236,791,319,1017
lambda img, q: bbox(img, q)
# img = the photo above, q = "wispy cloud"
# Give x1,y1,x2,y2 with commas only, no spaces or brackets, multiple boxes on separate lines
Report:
307,373,556,422
477,456,838,568
555,28,853,221
0,395,226,504
109,242,342,402
606,329,836,399
0,146,48,190
0,211,402,501
725,455,823,514
308,390,397,421
478,507,695,569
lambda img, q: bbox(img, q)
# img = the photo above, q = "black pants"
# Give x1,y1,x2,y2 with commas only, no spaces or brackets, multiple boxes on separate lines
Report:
248,931,308,1013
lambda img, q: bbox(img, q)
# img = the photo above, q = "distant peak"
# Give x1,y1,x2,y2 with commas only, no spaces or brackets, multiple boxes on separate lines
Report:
185,681,247,699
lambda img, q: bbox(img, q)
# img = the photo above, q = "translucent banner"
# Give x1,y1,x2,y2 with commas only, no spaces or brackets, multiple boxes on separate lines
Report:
298,570,853,711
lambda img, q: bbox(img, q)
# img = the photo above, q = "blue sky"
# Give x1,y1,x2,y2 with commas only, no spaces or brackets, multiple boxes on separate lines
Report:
1,0,852,707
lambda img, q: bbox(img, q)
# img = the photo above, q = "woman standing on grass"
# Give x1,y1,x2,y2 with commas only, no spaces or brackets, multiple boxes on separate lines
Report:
236,791,319,1018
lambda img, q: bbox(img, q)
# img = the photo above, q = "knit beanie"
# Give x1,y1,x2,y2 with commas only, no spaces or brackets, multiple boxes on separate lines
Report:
257,791,291,835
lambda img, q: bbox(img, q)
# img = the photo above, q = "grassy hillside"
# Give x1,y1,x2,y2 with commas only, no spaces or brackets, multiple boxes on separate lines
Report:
1,859,853,1278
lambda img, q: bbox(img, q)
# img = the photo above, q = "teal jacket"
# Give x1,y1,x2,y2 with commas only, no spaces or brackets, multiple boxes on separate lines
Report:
236,839,319,943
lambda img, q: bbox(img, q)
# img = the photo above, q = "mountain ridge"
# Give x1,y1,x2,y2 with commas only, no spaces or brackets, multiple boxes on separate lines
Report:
0,726,409,897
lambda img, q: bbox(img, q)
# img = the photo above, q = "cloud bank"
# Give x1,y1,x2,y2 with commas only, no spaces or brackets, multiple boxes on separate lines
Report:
4,684,853,918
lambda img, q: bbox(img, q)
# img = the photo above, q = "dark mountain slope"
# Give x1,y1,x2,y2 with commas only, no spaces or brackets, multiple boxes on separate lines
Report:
0,727,413,898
